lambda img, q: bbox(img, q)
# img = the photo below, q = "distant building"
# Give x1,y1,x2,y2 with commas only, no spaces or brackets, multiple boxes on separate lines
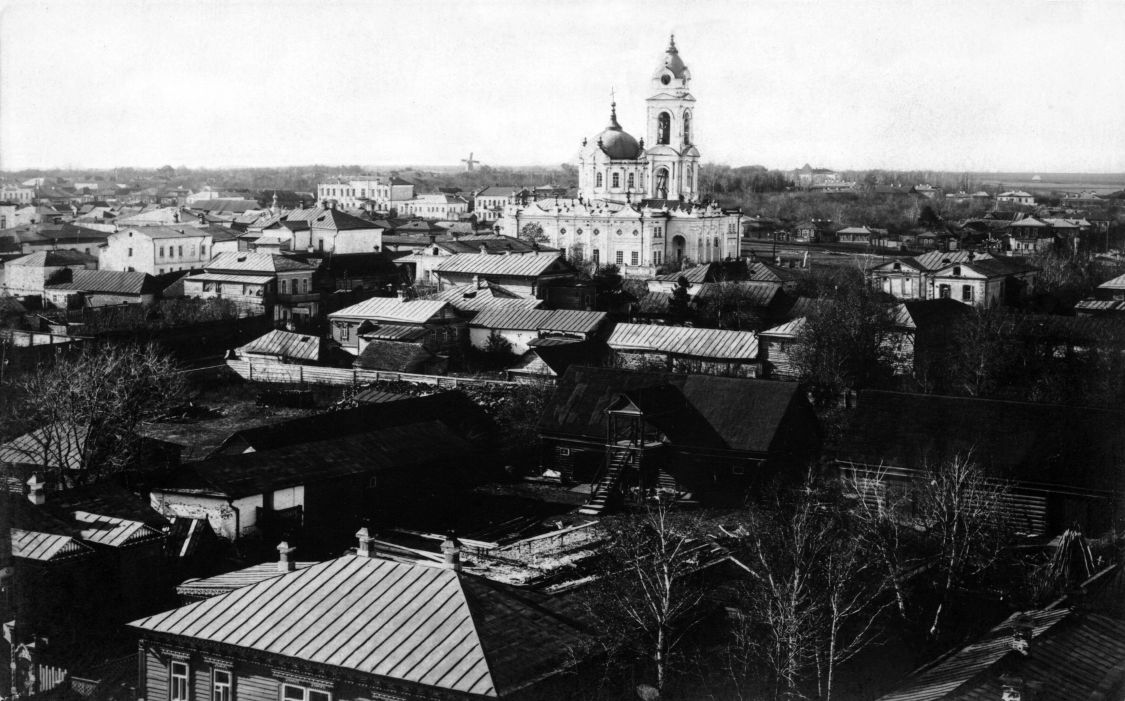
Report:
43,269,163,308
316,176,414,212
2,249,98,297
868,250,1037,308
997,190,1035,206
607,323,761,378
400,193,470,220
468,308,608,354
182,252,319,322
790,163,842,189
1060,190,1106,208
0,184,35,205
327,297,461,355
432,252,576,298
472,185,521,222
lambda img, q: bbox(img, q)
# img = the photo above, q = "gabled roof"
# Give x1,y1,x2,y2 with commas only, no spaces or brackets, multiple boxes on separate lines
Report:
759,317,807,338
310,206,381,231
212,392,496,456
329,296,452,324
12,528,91,561
608,323,759,360
45,269,161,296
355,339,436,373
177,561,319,599
912,249,993,271
469,308,606,334
167,422,472,498
1099,273,1125,291
435,252,570,278
131,555,594,697
237,329,321,362
423,282,543,314
876,608,1125,701
539,366,809,454
654,263,719,285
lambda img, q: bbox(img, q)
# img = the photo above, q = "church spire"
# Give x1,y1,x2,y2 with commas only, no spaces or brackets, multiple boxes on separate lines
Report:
668,33,677,53
607,89,621,130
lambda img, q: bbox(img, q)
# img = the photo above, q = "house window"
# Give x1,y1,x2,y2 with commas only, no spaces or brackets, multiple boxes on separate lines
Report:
631,251,639,266
939,284,951,299
301,278,308,293
170,662,189,701
281,684,330,701
612,173,620,188
212,670,232,701
178,245,183,257
159,247,165,258
281,279,288,294
616,250,624,265
962,285,974,302
340,324,350,341
892,262,901,271
201,244,206,257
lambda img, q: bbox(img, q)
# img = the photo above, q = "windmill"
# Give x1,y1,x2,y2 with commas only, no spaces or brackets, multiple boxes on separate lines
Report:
461,152,479,172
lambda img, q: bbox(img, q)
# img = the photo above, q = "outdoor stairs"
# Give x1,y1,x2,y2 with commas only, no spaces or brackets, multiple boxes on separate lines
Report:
579,449,630,515
655,469,679,494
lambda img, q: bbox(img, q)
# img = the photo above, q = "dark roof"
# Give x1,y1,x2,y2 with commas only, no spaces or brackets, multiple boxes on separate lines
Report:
836,391,1125,491
539,366,811,454
896,299,975,329
354,339,436,373
131,555,594,697
7,249,97,267
170,422,473,498
45,481,169,529
45,269,161,295
310,206,380,231
877,608,1125,701
293,252,400,277
213,392,497,456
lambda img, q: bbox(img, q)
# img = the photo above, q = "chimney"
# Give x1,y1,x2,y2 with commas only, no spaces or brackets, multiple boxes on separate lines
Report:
480,244,488,255
440,534,461,572
27,474,46,505
1008,613,1034,656
355,527,375,558
276,541,296,572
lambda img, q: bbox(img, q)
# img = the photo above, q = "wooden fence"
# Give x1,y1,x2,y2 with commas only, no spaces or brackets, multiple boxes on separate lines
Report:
37,664,69,694
225,358,518,388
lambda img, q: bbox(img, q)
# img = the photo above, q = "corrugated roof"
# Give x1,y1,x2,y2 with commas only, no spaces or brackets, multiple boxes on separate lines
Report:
329,296,451,324
876,608,1125,701
435,252,568,277
11,528,91,561
45,269,159,295
607,323,759,360
131,555,593,697
238,329,321,361
469,308,607,334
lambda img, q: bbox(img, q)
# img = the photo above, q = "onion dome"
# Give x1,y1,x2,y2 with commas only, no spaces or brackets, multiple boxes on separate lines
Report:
595,102,642,160
660,34,688,78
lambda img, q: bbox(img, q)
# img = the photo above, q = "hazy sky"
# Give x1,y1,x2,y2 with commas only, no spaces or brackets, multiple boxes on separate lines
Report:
2,0,1123,172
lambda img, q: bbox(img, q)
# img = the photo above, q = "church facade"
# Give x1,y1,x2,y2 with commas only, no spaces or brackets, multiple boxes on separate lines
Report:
498,37,743,276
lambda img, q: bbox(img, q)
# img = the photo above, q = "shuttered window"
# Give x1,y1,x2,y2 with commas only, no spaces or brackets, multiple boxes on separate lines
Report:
170,662,189,701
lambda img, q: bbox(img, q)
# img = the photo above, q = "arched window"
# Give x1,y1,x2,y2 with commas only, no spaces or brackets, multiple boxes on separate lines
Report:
683,111,692,145
657,112,671,145
655,168,670,199
612,173,620,188
596,172,604,188
627,173,635,189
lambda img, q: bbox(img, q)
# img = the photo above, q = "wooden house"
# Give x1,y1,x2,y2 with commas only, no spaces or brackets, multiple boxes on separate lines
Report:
757,317,806,380
130,546,597,701
327,296,460,355
433,252,576,298
538,366,820,512
43,269,163,308
467,308,608,354
607,323,761,378
235,329,324,365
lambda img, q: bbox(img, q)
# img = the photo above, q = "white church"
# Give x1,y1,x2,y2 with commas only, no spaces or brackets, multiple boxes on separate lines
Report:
497,36,744,276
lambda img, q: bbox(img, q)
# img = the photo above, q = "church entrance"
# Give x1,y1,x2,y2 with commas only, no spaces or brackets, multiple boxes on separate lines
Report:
672,235,686,262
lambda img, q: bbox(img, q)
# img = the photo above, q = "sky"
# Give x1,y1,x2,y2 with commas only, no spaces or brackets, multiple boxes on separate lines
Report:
1,0,1124,173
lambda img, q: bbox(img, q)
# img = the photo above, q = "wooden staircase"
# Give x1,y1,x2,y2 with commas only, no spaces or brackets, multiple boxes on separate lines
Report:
579,448,631,515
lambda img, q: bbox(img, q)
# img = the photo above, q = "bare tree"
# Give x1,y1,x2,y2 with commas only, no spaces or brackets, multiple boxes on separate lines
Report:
592,500,714,697
11,342,186,487
912,452,1010,638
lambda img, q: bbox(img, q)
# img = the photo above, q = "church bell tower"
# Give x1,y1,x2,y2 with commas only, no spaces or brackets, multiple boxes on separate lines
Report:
645,35,700,202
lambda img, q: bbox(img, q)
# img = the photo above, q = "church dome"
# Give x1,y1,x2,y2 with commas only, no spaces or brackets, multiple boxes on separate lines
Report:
595,103,643,160
658,35,688,79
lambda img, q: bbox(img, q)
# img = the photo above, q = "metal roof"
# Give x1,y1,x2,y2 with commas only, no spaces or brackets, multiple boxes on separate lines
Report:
760,317,807,338
423,282,542,313
238,329,321,362
185,273,274,285
71,510,164,547
12,528,91,561
358,324,429,341
434,252,567,277
45,269,158,295
1099,273,1125,291
607,323,759,360
206,251,316,273
5,250,97,267
131,555,593,697
469,308,607,334
177,562,318,599
330,296,451,324
118,225,212,240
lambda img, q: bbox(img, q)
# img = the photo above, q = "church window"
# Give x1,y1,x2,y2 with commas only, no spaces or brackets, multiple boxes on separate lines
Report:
593,249,600,264
657,112,671,145
631,251,639,266
596,172,603,188
632,229,639,236
714,237,720,247
616,250,624,265
684,111,692,145
560,228,567,235
612,173,620,188
593,229,600,236
577,228,583,236
655,168,669,199
616,229,622,236
654,226,663,238
661,74,671,86
654,250,663,265
628,173,635,189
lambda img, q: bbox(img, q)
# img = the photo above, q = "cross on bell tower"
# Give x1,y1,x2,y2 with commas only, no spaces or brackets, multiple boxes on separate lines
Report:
645,34,699,202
